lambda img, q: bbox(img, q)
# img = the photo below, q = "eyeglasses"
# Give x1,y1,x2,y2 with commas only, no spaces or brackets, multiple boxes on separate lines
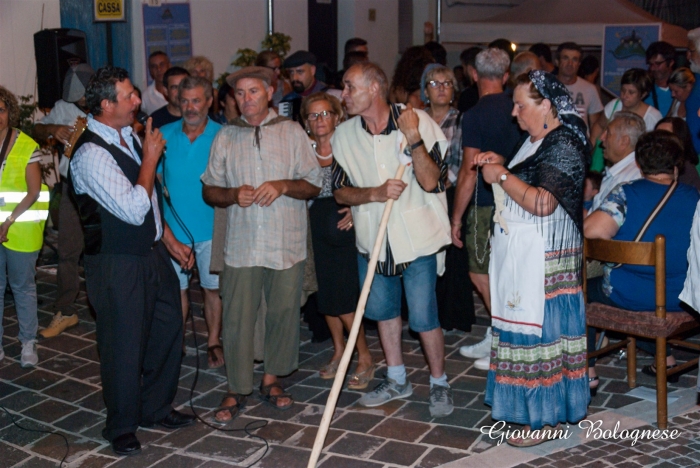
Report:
428,80,454,89
647,59,669,67
267,66,281,72
306,110,336,121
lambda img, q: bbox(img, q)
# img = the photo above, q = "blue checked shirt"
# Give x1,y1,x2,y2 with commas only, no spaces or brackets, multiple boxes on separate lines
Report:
70,116,163,240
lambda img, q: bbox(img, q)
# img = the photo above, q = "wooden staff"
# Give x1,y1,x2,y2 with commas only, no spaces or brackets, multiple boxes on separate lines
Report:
307,163,406,468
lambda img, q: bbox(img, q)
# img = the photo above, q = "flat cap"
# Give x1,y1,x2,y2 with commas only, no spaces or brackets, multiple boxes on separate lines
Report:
283,50,317,68
63,63,94,103
226,66,274,88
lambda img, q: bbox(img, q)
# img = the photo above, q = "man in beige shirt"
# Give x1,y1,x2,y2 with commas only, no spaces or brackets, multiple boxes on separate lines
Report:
202,67,322,422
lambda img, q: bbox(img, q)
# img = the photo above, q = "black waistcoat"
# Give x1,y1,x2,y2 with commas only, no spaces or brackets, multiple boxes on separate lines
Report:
66,129,162,256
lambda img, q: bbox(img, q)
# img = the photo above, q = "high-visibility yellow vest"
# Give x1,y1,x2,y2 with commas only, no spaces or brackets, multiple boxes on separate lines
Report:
0,130,50,252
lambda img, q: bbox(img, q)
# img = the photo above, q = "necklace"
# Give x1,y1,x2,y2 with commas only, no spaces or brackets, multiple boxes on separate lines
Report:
312,142,333,160
472,165,490,265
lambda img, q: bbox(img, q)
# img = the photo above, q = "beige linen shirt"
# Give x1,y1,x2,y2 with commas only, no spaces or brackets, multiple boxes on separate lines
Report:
201,110,322,270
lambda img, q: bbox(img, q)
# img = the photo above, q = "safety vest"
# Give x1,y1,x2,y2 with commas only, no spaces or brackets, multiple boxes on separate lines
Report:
0,131,50,252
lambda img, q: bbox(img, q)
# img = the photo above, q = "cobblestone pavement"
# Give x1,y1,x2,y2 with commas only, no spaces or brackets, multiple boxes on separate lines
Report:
0,269,698,467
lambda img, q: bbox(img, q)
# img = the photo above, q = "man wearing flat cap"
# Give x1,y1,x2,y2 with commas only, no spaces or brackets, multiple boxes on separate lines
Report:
202,66,322,422
33,63,94,339
280,50,331,123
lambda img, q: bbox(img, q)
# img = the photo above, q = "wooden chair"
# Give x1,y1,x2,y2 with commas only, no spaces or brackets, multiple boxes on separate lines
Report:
584,235,700,429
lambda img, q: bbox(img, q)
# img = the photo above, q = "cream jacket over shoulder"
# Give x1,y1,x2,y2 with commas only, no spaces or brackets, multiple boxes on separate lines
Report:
331,108,451,274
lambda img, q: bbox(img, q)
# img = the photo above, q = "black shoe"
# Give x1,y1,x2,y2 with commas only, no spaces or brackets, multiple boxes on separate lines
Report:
111,433,141,456
151,410,196,429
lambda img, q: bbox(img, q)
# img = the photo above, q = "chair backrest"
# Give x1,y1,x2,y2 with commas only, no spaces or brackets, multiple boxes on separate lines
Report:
584,235,666,317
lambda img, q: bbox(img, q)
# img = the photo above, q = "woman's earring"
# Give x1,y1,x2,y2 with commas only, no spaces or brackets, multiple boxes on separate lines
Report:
306,127,311,134
543,115,548,129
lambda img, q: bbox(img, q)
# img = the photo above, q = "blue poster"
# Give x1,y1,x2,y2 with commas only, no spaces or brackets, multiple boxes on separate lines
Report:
143,3,192,84
602,24,660,97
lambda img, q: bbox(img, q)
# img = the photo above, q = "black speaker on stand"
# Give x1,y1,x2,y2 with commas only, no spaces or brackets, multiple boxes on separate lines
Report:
34,28,89,109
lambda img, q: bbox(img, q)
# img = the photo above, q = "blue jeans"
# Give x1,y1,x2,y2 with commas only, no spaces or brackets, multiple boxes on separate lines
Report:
358,253,440,333
0,246,40,344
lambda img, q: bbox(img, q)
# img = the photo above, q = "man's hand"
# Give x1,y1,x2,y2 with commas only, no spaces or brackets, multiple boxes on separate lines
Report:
253,181,286,207
397,104,421,145
142,118,166,164
237,185,256,207
451,222,463,249
337,207,353,231
53,125,74,145
168,240,195,270
0,220,10,244
372,179,407,202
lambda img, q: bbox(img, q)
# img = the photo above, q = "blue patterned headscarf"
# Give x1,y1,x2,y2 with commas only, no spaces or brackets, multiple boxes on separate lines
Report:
528,70,589,147
420,63,442,104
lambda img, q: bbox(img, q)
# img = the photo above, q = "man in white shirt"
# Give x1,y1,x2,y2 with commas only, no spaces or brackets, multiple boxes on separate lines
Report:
557,42,604,131
590,111,645,213
141,51,170,115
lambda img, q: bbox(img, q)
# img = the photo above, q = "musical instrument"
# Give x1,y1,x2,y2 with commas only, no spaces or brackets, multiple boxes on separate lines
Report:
63,115,88,158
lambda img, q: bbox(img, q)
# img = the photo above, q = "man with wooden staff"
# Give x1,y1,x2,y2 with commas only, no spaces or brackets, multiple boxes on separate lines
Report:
331,62,454,417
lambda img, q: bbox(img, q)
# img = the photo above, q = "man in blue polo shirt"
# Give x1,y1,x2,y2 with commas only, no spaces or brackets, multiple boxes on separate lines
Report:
159,75,224,368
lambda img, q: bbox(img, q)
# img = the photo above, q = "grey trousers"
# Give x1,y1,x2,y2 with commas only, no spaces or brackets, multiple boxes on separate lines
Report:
55,183,83,312
220,261,304,395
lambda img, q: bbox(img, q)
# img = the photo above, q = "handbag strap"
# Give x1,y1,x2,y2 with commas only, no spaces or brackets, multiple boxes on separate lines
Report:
610,179,677,269
632,179,678,242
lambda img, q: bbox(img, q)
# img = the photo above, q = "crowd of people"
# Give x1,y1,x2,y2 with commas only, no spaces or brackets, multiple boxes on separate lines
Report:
1,27,700,456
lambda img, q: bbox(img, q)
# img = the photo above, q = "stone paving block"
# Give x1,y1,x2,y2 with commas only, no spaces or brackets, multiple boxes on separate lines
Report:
283,426,343,449
0,361,34,381
39,354,92,375
12,370,64,391
250,420,305,444
414,447,468,468
21,399,78,423
29,432,101,463
318,455,385,468
179,369,228,393
327,432,385,458
289,404,342,426
432,407,489,429
349,398,406,417
152,420,217,449
106,444,176,467
38,334,93,354
74,345,100,362
256,445,311,468
0,390,45,412
76,390,106,413
0,380,21,401
671,456,698,466
65,453,116,467
308,389,362,408
66,363,102,384
450,375,488,393
0,441,31,466
369,417,431,442
419,425,480,450
393,401,433,423
605,394,643,409
186,434,265,464
370,440,428,466
332,411,384,433
286,384,325,403
53,409,104,434
151,454,206,468
41,379,100,402
245,399,309,422
12,456,63,467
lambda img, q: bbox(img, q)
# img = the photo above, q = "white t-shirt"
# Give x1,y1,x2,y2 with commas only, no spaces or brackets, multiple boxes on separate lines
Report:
564,77,604,129
603,99,662,133
141,82,168,115
590,151,642,213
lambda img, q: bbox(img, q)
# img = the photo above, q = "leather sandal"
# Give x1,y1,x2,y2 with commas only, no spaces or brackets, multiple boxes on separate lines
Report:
507,424,562,447
319,358,341,380
259,382,294,411
347,363,376,390
214,392,246,423
642,363,680,383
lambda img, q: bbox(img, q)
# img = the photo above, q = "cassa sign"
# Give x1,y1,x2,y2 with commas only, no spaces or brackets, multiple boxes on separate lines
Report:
94,0,125,21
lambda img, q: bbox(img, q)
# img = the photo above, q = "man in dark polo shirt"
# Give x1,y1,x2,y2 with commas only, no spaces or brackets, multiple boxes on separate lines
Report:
150,66,189,128
451,48,521,369
68,66,196,456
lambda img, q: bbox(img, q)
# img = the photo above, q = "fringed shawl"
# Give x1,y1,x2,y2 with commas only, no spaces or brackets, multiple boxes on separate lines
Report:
507,125,588,270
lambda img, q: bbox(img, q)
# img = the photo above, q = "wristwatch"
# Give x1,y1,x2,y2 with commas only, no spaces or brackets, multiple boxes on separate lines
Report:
5,214,15,224
499,172,509,185
404,138,424,156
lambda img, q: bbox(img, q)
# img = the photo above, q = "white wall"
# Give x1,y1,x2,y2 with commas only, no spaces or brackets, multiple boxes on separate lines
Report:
0,0,61,98
131,0,308,90
337,0,399,78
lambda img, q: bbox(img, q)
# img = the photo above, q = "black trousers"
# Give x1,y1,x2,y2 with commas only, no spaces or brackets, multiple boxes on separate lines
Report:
84,241,183,441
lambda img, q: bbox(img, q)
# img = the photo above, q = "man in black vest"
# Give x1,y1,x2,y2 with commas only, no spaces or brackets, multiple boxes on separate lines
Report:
68,67,196,456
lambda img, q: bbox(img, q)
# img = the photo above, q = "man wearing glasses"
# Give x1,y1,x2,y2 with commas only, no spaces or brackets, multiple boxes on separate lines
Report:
644,41,676,116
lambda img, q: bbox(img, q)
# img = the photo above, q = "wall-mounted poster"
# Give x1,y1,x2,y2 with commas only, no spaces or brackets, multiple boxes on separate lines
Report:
143,3,192,84
602,24,660,97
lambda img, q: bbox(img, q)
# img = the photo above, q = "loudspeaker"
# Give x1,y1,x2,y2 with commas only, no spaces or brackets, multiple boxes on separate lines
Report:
34,29,89,109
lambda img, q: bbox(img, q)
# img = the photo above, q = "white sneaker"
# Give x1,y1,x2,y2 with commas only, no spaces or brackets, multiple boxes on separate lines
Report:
473,355,490,370
20,339,38,368
459,327,492,358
